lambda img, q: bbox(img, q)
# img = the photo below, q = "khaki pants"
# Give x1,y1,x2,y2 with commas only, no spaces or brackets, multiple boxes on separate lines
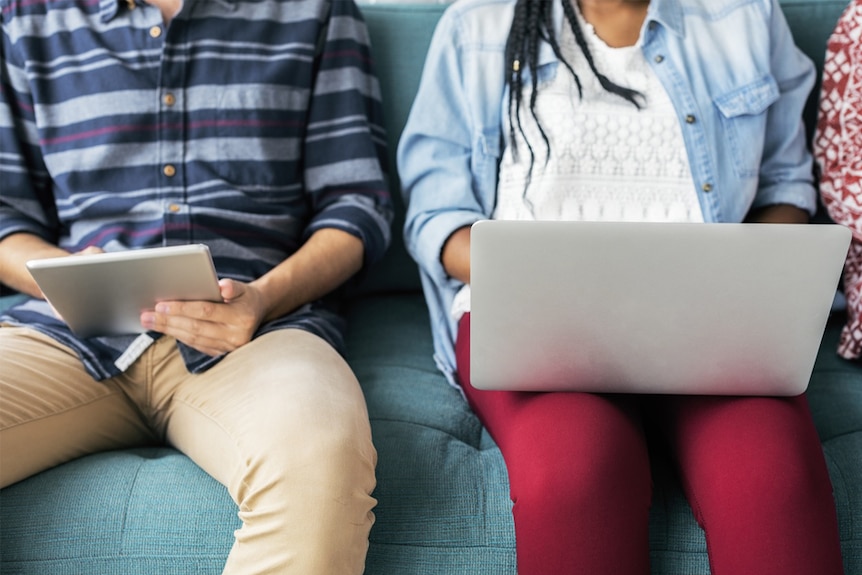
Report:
0,326,377,575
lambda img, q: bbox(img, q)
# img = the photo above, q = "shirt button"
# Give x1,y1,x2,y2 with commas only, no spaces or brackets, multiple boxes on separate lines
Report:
685,114,697,124
649,21,657,31
163,93,176,107
163,164,176,177
150,26,162,38
702,183,713,193
654,55,664,63
168,203,181,213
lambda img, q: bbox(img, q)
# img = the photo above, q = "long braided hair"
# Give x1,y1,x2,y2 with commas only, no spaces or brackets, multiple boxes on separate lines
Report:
504,0,644,182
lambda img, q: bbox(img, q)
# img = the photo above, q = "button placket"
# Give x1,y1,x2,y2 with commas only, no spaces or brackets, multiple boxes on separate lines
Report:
152,14,189,244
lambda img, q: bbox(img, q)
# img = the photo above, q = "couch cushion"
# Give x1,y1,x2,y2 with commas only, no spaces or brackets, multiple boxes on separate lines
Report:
346,293,518,572
808,315,862,573
0,448,236,574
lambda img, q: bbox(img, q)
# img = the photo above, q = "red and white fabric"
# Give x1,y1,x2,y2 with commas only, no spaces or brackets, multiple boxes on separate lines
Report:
814,0,862,361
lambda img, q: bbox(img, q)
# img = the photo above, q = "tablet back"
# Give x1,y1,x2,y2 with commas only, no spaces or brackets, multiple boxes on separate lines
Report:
27,244,221,338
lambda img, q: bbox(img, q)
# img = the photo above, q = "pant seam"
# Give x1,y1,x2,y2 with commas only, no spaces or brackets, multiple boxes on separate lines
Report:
0,392,127,432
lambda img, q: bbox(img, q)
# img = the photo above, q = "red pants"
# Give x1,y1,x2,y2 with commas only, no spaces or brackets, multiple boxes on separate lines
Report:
456,314,844,575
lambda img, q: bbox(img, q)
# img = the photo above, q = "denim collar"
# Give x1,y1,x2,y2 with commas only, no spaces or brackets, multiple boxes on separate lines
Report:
648,0,685,38
537,0,685,66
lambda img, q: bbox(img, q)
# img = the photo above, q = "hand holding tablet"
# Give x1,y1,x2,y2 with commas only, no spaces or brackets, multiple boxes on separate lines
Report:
26,244,221,338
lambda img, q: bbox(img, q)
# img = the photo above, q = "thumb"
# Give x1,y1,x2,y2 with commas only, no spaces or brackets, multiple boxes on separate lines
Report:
218,278,244,302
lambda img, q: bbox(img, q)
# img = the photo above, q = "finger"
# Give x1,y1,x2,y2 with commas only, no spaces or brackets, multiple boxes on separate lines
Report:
218,278,244,302
75,246,105,256
141,308,208,337
155,297,259,338
140,311,234,356
155,299,222,323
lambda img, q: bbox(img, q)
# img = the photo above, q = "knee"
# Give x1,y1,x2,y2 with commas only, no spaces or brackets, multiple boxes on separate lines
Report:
508,438,651,521
696,444,831,517
251,407,377,492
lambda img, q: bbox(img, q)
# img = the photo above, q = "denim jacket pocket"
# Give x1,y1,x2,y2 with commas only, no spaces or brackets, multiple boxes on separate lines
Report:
713,76,780,179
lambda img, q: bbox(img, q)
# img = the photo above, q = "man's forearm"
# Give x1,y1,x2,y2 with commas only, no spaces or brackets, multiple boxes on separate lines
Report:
251,228,365,324
0,233,67,298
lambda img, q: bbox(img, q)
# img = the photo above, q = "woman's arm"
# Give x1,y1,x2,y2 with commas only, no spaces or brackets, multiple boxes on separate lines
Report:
745,203,809,224
752,0,819,216
441,225,472,285
398,6,500,287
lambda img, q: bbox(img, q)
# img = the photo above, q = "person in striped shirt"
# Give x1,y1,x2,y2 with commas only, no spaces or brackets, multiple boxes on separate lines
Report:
0,0,392,573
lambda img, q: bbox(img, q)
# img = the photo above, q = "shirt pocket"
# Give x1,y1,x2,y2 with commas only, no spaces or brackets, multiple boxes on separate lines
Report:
713,76,779,179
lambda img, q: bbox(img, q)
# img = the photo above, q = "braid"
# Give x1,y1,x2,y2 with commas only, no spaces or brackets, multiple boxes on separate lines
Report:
559,0,644,108
504,0,535,169
503,0,644,189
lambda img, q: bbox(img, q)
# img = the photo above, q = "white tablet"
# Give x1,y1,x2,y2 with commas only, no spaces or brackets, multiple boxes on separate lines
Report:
26,244,221,338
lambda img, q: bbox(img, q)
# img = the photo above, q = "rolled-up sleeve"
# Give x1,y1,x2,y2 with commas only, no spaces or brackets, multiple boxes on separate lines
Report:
398,9,488,290
753,0,818,215
1,17,58,244
303,1,393,268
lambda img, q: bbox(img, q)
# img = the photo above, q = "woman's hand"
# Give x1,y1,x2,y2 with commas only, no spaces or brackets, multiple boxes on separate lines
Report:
442,225,473,284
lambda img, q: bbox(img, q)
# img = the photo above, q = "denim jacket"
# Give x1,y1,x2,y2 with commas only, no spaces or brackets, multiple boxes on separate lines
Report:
397,0,818,385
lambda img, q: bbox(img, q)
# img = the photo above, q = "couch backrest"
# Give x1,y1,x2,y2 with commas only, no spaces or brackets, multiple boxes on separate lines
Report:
353,4,444,295
354,0,851,296
780,0,850,129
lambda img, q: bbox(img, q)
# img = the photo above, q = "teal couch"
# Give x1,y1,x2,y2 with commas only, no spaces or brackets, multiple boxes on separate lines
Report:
1,1,860,573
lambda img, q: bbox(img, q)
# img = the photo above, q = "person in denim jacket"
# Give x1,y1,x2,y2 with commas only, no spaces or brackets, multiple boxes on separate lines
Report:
399,0,845,573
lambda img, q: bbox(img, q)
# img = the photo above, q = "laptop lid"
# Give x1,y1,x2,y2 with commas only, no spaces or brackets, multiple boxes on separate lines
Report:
469,220,851,395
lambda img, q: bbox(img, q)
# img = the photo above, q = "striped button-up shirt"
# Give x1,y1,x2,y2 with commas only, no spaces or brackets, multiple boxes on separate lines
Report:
0,0,392,379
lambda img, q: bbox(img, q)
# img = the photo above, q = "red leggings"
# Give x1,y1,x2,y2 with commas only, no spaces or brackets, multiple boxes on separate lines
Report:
455,314,844,575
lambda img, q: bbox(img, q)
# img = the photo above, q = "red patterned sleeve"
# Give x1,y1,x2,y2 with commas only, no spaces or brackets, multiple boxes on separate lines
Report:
813,0,862,360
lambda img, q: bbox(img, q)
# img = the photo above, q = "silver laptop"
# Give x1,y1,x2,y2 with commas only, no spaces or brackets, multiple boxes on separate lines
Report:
27,244,221,338
469,220,851,395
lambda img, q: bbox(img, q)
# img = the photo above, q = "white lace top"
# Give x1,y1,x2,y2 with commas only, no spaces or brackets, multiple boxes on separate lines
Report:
452,9,702,321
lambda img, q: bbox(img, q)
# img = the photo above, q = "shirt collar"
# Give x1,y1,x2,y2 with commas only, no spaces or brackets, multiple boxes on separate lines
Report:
647,0,685,38
98,0,235,24
98,0,121,23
